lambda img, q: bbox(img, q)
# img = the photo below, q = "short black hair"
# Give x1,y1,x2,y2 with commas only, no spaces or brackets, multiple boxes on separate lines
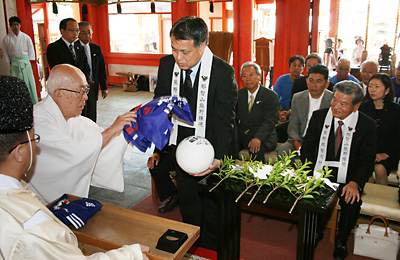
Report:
170,16,208,48
307,64,329,81
60,18,77,31
288,55,305,68
0,132,26,164
9,16,21,25
305,53,322,64
366,73,394,102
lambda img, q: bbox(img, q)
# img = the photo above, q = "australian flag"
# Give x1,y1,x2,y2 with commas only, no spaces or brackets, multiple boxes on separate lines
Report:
123,96,193,152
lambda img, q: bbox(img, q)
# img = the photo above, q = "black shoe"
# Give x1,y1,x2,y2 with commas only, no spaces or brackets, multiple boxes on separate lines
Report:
158,195,179,214
333,239,348,260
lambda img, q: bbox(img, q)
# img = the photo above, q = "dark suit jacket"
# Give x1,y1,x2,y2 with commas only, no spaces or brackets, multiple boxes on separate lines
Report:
301,107,377,189
47,38,90,81
154,54,238,159
87,42,107,98
359,100,400,159
236,85,278,151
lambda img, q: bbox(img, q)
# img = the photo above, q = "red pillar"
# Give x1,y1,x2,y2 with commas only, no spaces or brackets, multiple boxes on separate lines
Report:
16,0,41,98
171,0,197,24
311,0,320,53
233,0,253,89
273,0,310,85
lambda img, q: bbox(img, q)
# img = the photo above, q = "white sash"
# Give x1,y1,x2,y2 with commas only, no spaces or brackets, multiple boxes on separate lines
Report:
169,46,213,145
314,108,358,188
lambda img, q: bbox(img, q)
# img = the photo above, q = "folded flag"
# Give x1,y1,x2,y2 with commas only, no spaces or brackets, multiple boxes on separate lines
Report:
123,96,193,152
49,194,103,229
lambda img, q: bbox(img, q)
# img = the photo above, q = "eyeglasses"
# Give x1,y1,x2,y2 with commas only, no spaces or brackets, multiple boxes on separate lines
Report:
66,29,80,33
8,134,40,154
59,88,90,95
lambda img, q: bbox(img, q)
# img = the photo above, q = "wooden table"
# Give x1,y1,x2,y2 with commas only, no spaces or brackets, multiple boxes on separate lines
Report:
55,195,200,260
199,175,337,260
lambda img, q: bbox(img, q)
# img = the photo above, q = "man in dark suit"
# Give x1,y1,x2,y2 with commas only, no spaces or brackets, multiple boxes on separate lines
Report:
47,18,91,86
237,62,278,162
301,81,377,260
78,21,108,122
154,16,238,250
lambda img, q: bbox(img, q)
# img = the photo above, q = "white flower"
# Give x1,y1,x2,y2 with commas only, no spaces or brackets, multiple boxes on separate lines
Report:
249,164,273,179
281,169,296,177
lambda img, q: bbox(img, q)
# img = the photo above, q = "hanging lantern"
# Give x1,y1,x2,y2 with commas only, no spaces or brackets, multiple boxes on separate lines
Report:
52,1,58,14
117,0,122,14
209,0,214,13
82,2,88,15
151,0,156,13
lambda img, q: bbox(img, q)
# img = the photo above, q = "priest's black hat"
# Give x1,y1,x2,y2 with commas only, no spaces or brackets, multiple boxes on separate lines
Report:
0,76,33,134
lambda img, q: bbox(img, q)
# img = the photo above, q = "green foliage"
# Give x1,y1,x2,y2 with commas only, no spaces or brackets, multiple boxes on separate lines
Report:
209,151,333,214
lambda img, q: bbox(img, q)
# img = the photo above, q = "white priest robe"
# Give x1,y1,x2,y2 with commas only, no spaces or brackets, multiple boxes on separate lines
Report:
0,176,144,260
29,95,128,203
2,31,35,63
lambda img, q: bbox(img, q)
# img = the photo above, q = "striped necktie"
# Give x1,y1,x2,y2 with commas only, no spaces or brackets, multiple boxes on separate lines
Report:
248,94,254,113
69,44,77,63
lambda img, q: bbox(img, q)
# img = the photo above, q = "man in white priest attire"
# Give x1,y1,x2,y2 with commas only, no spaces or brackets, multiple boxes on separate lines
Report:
301,81,376,260
154,16,238,251
0,76,149,260
2,16,38,104
26,64,137,204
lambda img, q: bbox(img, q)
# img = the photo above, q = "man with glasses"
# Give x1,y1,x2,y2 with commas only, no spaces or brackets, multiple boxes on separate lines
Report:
2,16,38,104
329,58,360,85
47,18,91,85
0,75,149,260
78,21,108,122
28,64,137,204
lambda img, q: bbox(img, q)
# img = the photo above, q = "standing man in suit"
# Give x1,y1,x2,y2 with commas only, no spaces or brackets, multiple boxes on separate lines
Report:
154,16,238,250
277,64,333,157
301,81,376,260
78,21,108,122
237,62,278,162
47,18,90,84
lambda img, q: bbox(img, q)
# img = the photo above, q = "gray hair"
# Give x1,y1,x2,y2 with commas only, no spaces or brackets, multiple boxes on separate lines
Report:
78,21,92,29
240,62,261,77
333,80,364,105
360,60,379,71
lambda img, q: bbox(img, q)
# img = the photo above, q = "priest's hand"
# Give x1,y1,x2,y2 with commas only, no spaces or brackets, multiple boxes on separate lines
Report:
102,111,137,148
189,159,221,177
140,244,150,260
341,181,360,204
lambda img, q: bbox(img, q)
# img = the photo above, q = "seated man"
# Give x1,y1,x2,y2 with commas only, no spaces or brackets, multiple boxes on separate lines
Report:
301,81,376,260
147,146,178,213
0,76,149,259
291,53,334,97
274,55,305,122
359,60,379,97
329,58,360,85
277,64,333,157
28,64,137,203
237,62,279,163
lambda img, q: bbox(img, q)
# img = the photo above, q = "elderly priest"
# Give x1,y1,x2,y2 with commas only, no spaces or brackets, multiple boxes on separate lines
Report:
27,64,137,204
0,76,149,259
